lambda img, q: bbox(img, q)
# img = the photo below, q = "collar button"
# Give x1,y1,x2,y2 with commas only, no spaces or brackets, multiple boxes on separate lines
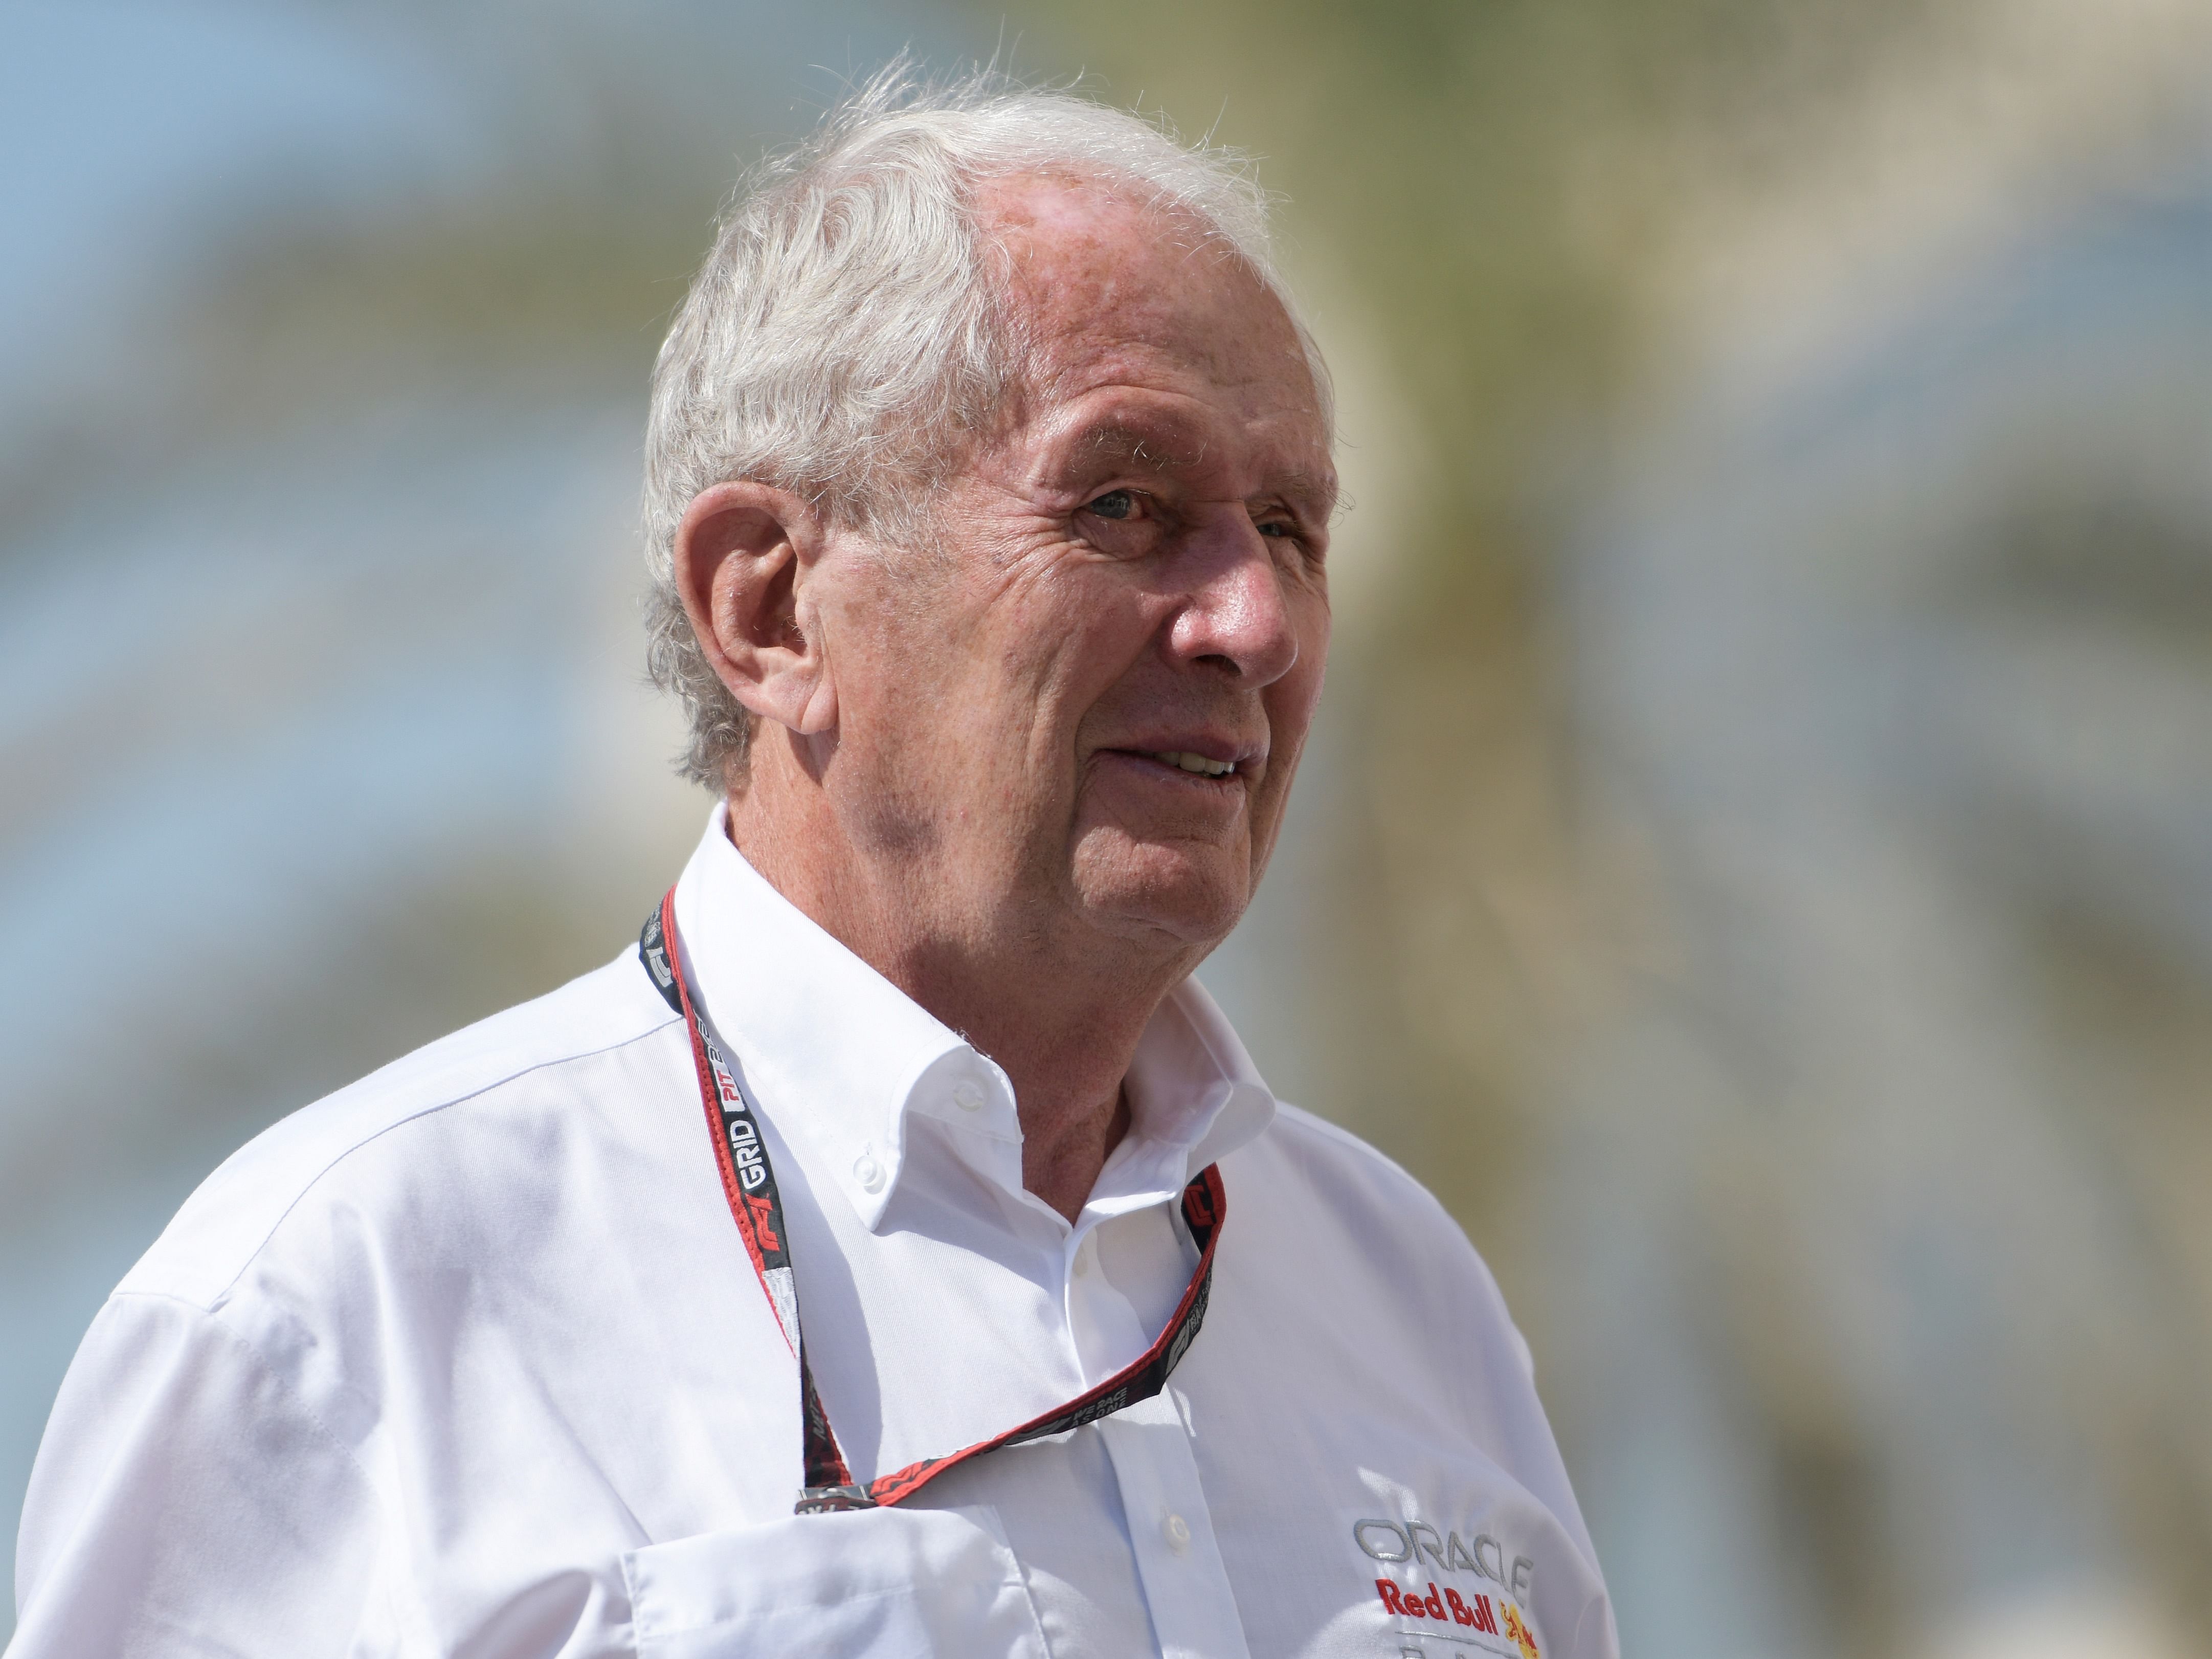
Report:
854,1152,886,1194
952,1080,986,1112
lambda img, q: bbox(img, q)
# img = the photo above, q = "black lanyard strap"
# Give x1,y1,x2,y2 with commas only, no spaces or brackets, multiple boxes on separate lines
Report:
640,890,1227,1515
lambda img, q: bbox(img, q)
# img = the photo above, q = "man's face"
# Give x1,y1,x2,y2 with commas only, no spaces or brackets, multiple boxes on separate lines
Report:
812,173,1335,967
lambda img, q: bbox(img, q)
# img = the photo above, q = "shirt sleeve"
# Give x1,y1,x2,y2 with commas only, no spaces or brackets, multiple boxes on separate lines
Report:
12,1291,382,1657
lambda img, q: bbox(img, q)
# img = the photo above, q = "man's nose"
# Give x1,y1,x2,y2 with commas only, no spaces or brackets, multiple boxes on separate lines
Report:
1165,512,1303,686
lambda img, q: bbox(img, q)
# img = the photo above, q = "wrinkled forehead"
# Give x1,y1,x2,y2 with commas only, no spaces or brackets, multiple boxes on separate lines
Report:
972,171,1334,482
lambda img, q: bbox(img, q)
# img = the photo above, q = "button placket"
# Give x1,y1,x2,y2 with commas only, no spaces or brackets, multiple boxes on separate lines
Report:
1063,1223,1152,1386
1098,1390,1252,1659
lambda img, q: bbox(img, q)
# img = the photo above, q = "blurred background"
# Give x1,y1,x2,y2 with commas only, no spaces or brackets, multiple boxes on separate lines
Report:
5,2,2212,1653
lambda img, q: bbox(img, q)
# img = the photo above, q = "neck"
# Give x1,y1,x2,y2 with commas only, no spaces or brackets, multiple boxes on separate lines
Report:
725,778,1189,1225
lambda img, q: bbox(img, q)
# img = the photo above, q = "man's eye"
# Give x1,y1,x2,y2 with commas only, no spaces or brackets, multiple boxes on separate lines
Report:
1257,520,1292,538
1086,490,1137,521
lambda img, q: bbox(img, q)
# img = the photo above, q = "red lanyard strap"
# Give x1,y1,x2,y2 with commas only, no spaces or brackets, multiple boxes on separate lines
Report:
641,891,1227,1515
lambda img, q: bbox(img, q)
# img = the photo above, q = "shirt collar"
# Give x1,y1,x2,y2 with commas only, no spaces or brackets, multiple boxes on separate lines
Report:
668,805,1276,1231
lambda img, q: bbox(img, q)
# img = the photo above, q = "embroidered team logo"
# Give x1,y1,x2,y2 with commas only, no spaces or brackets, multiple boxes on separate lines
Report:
1501,1601,1540,1659
1354,1516,1542,1659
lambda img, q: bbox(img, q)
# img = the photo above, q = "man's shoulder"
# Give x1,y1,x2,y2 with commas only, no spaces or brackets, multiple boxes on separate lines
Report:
118,947,681,1313
1243,1101,1466,1238
1231,1101,1533,1370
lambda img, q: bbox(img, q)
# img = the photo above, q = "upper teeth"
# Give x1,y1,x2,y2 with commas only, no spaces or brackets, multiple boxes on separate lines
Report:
1152,751,1236,778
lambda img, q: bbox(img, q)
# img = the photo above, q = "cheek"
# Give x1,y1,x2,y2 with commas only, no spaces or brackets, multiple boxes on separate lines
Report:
1015,586,1163,728
836,554,1034,714
920,588,1157,806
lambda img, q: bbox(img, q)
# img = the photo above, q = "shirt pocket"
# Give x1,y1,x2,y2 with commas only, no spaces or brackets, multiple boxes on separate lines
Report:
619,1503,1047,1659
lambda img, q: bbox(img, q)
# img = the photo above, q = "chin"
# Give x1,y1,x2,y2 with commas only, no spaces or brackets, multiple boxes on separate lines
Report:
1070,847,1252,952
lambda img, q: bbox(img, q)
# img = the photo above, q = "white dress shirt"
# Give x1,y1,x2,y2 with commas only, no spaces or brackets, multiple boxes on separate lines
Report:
11,809,1616,1659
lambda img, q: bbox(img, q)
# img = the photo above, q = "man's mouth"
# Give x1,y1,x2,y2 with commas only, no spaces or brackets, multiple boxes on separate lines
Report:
1145,750,1238,779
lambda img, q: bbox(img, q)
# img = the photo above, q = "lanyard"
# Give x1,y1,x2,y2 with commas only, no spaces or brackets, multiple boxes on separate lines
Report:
640,890,1227,1515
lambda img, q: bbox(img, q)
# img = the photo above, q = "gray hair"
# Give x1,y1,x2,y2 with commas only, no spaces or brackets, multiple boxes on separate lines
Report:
641,64,1322,788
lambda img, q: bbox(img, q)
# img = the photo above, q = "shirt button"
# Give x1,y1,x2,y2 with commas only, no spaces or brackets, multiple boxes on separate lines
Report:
953,1080,986,1112
854,1153,885,1193
1163,1513,1191,1554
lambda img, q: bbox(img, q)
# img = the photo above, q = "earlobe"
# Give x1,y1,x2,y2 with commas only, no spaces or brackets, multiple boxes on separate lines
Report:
673,481,833,738
792,672,837,737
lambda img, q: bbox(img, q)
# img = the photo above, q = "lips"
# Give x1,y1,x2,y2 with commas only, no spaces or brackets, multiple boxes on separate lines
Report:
1097,736,1263,786
1146,749,1237,778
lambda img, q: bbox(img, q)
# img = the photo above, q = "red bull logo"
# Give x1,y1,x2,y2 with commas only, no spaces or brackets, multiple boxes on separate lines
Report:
1372,1579,1538,1658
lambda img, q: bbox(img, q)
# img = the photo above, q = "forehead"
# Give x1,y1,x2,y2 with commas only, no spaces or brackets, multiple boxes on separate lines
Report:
973,172,1333,489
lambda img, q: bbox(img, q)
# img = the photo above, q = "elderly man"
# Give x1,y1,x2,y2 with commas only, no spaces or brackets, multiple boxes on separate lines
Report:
13,75,1614,1658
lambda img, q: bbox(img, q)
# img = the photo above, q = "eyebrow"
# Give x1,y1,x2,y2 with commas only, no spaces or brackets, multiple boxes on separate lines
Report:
1060,417,1337,521
1271,466,1339,521
1074,418,1210,474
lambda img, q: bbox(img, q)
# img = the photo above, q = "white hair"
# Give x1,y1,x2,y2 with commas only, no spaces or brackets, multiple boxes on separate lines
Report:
641,63,1325,788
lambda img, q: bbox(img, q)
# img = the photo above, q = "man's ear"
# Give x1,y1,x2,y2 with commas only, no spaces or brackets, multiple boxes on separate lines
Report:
672,481,837,738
